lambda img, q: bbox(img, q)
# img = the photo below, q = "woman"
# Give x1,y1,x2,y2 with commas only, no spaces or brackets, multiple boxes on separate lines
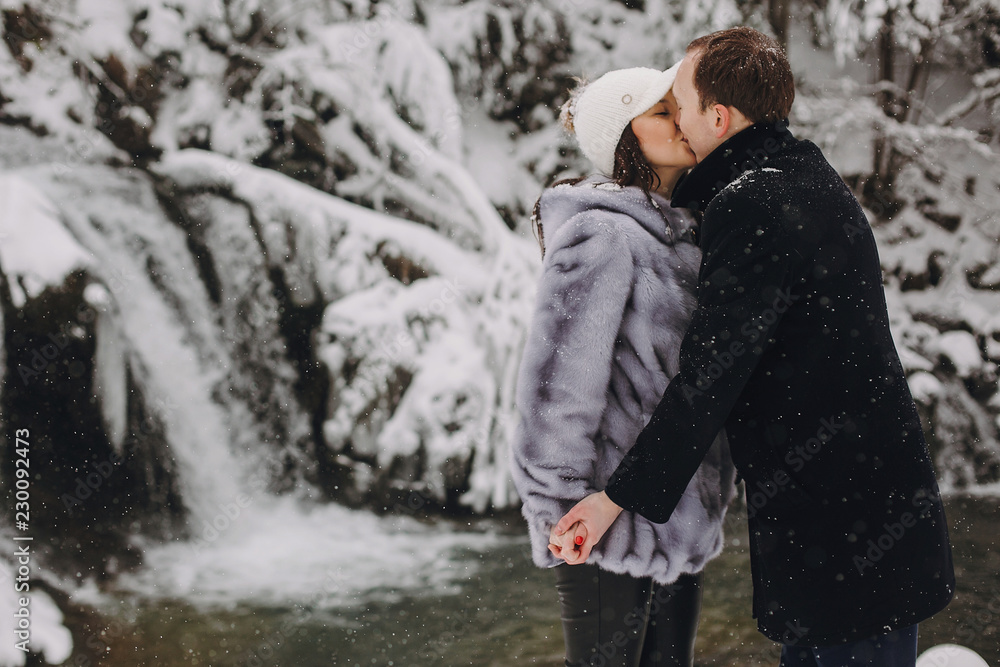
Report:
509,65,737,667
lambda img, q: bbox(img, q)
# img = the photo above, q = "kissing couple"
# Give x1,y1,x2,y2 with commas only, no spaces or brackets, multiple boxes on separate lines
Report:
511,26,955,667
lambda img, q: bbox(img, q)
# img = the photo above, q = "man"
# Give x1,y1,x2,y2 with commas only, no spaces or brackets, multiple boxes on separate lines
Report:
550,27,954,665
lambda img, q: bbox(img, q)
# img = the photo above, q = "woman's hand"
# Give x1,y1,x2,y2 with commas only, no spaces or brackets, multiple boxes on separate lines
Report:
550,491,623,564
548,521,587,560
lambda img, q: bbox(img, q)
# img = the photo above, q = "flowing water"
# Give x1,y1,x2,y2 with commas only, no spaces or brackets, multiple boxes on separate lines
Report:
57,494,997,667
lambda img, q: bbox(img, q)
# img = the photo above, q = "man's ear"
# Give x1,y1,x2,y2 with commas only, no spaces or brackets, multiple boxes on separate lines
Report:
713,104,731,139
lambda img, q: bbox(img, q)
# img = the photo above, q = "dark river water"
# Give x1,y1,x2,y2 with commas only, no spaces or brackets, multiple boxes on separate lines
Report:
60,495,997,666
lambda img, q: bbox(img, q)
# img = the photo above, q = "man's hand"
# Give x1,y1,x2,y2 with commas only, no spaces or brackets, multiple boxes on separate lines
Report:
550,491,623,564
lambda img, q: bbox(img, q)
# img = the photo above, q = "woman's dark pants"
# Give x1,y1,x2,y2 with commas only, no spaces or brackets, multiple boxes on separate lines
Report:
554,563,702,667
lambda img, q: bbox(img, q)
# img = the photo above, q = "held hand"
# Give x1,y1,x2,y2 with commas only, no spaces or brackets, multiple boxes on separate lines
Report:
551,491,623,565
548,521,586,560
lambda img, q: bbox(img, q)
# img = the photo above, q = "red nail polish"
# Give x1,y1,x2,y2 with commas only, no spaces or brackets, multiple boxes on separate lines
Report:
575,535,584,545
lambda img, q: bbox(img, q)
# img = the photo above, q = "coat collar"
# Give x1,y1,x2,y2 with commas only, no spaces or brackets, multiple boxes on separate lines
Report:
539,175,696,248
671,120,797,213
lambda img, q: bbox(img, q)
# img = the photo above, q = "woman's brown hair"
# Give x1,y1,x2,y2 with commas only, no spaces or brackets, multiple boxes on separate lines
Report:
531,124,661,259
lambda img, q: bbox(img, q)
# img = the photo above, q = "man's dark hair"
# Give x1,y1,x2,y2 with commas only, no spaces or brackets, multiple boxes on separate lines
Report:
686,27,794,123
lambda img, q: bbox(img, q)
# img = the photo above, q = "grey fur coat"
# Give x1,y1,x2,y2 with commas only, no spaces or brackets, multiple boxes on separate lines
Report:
510,175,737,585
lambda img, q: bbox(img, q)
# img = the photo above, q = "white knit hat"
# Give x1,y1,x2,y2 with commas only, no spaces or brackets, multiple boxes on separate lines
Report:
563,63,680,177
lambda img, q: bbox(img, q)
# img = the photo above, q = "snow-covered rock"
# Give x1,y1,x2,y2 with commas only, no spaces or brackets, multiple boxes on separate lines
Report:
151,148,534,511
909,371,945,405
0,176,91,308
929,330,987,379
0,553,73,667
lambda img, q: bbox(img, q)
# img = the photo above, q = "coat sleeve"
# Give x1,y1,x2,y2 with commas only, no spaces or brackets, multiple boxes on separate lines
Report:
605,193,798,523
510,210,634,531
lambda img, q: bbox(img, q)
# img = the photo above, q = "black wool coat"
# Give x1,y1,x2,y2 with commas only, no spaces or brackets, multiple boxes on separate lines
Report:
604,121,955,647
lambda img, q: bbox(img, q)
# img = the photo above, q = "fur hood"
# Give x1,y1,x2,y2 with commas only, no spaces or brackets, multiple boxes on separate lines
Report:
511,175,737,585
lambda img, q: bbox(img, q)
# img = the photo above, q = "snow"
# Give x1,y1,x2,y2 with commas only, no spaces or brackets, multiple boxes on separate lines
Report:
132,2,191,53
930,331,985,379
0,559,25,667
373,19,465,160
0,550,73,667
0,175,92,307
209,105,271,162
725,169,756,192
911,0,944,25
74,0,140,59
462,108,542,219
908,371,945,404
22,592,72,665
152,149,489,295
319,270,498,497
897,345,936,373
0,43,104,150
375,317,492,481
148,57,231,153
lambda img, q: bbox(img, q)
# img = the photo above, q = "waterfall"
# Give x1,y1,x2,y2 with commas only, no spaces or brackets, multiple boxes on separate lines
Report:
29,164,247,525
5,160,505,616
